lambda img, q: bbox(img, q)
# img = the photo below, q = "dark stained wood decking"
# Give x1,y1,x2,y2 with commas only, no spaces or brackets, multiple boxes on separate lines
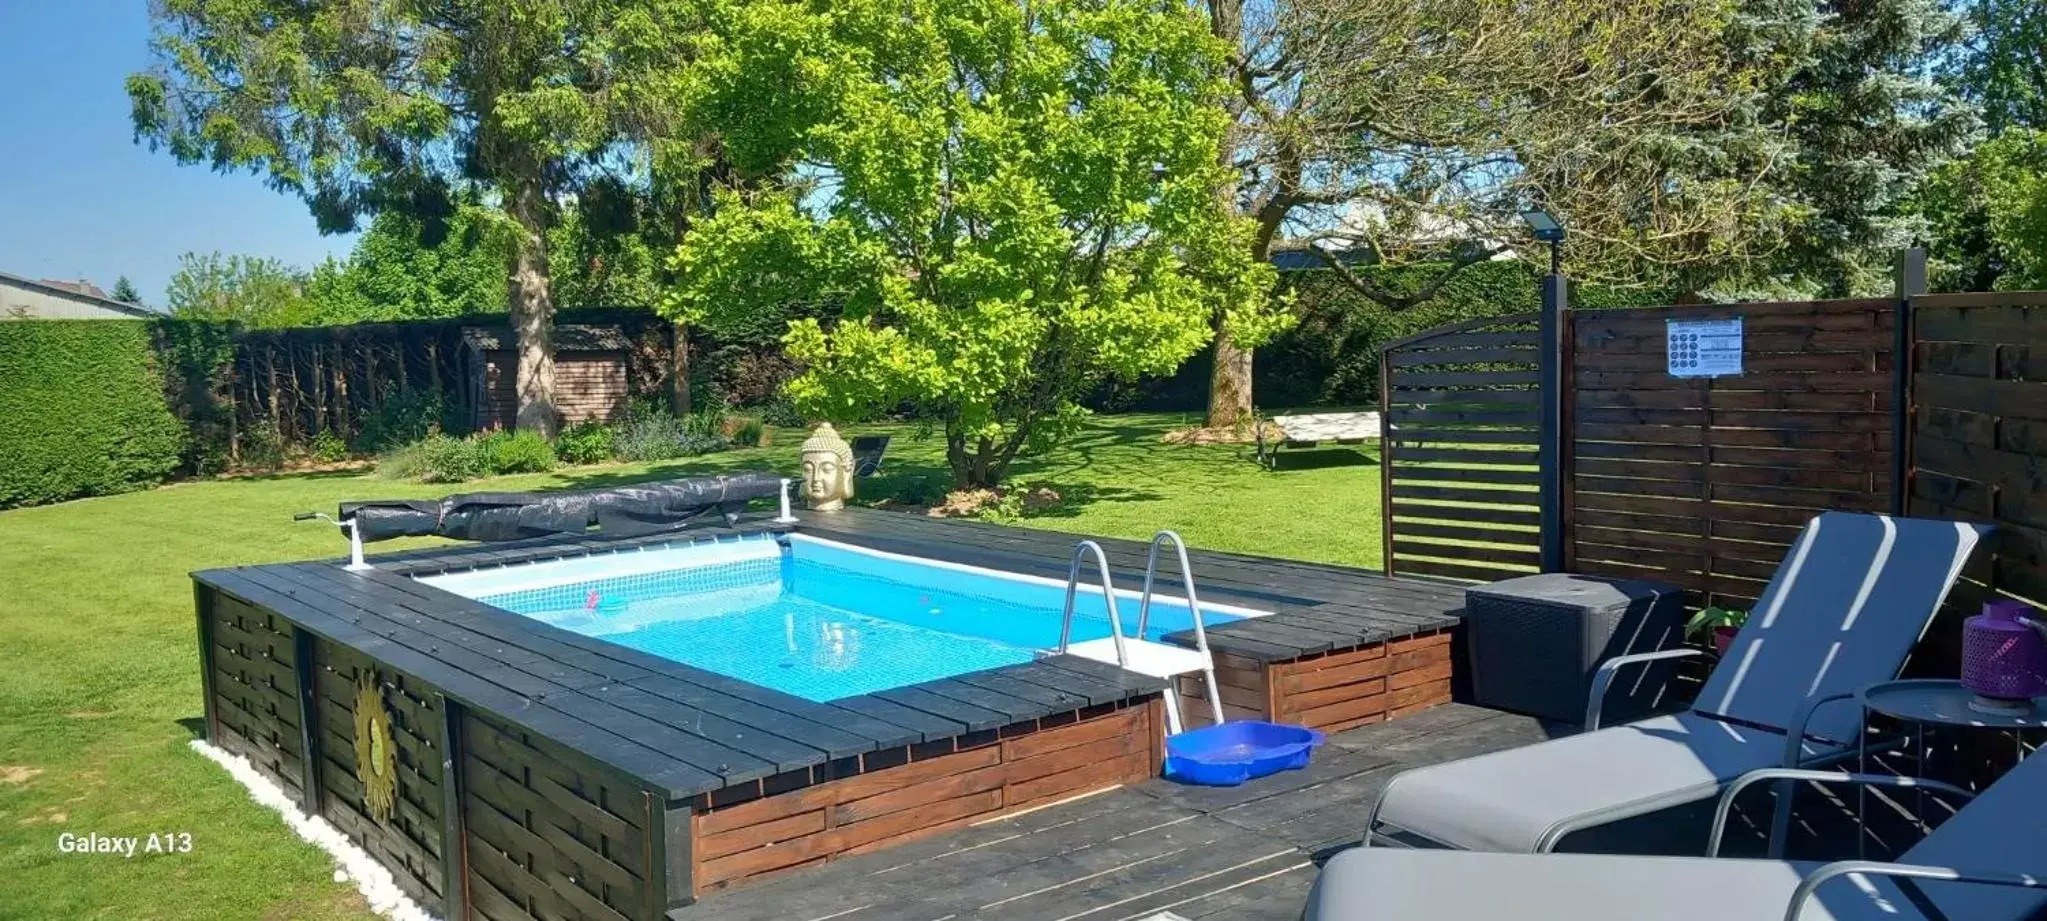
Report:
668,705,1565,921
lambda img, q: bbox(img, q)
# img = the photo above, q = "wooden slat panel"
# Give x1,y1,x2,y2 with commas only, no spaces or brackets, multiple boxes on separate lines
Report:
1563,297,1894,606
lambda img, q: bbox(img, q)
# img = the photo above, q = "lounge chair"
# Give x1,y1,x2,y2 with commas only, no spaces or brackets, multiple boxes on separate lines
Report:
1254,411,1381,468
1366,512,1988,855
1306,750,2047,921
851,435,889,478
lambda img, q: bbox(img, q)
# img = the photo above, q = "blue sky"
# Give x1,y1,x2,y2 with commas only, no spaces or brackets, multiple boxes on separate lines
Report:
0,2,354,310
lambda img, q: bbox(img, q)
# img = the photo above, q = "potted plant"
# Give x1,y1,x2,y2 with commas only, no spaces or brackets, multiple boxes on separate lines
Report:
1686,606,1749,655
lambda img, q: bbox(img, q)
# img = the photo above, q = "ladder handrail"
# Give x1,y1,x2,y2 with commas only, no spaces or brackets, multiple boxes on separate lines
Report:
1136,530,1226,727
1057,540,1128,667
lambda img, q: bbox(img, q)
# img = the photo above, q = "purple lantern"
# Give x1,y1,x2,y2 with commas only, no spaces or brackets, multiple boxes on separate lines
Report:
1961,598,2047,714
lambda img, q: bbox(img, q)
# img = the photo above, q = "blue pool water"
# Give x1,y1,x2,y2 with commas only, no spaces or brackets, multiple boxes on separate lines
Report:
435,534,1253,702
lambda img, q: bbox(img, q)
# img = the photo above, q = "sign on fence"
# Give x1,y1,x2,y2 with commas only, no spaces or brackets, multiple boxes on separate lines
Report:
1665,317,1743,378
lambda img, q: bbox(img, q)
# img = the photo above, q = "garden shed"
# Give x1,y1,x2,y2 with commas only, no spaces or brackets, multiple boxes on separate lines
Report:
459,324,637,430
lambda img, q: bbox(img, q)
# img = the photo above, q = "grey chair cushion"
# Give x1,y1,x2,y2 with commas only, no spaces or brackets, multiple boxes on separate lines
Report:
1304,849,1960,921
1373,711,1836,852
1699,513,1987,740
1309,752,2047,921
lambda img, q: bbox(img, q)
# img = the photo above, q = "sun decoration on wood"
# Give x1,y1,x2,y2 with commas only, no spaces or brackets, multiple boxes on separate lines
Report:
353,672,399,823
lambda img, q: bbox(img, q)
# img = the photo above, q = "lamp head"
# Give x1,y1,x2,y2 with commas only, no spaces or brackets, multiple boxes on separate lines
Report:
1520,209,1566,243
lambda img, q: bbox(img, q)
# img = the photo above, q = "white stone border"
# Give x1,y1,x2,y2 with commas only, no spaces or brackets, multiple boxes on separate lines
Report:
188,739,439,921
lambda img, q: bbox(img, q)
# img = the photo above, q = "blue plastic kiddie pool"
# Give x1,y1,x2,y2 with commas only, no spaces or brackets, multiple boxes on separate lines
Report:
1163,721,1325,786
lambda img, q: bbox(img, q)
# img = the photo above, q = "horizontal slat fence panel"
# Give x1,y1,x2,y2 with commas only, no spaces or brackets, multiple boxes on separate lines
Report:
1911,294,2047,621
1567,299,1896,606
1380,313,1543,583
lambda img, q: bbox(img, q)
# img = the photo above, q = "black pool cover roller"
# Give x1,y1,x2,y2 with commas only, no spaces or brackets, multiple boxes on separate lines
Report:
340,470,785,543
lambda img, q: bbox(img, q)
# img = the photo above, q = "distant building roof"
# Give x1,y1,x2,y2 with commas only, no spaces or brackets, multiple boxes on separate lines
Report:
37,278,112,300
0,270,157,318
1268,247,1376,272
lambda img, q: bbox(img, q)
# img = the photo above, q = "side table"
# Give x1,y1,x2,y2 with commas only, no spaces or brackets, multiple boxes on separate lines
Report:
1852,679,2046,854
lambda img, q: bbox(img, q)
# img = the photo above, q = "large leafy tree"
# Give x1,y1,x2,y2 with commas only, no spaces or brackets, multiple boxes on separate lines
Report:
668,0,1279,487
1198,0,1774,426
165,251,316,328
1961,0,2047,134
129,0,692,434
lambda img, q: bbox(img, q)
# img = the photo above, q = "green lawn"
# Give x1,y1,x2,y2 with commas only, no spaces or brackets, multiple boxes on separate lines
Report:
0,412,1384,920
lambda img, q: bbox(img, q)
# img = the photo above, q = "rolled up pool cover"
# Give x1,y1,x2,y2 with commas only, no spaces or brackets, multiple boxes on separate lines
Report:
340,470,785,543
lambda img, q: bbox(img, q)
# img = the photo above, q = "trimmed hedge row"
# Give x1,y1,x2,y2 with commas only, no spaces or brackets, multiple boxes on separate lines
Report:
0,321,191,508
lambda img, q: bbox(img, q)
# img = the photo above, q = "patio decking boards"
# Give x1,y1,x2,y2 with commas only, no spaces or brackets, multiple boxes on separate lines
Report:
192,504,1469,916
668,704,1564,921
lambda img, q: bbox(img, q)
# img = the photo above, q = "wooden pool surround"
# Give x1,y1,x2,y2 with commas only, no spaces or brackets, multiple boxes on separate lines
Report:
192,507,1464,918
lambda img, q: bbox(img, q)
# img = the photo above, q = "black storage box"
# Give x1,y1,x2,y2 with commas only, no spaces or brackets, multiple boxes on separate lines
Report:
1463,573,1687,725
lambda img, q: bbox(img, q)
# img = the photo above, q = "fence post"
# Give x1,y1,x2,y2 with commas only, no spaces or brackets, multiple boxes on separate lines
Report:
1891,248,1925,517
1538,272,1570,572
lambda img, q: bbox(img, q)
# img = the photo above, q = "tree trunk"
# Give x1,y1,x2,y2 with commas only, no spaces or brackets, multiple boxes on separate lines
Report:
670,321,692,415
1207,323,1255,429
507,177,560,436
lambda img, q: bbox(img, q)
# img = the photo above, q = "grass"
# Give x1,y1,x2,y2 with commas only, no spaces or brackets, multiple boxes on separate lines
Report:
0,411,1384,920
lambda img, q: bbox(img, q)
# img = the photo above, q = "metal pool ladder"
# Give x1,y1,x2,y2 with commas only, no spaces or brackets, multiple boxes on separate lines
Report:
1055,532,1227,734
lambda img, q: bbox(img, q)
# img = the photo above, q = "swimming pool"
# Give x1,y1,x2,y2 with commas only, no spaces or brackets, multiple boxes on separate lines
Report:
420,533,1267,702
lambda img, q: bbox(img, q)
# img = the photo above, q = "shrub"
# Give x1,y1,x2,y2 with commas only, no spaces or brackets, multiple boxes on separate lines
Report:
613,411,691,462
727,416,766,448
415,434,486,483
477,429,557,475
555,420,615,465
0,321,189,507
308,430,350,463
239,418,287,471
758,394,806,428
613,409,731,462
684,404,728,438
355,389,449,454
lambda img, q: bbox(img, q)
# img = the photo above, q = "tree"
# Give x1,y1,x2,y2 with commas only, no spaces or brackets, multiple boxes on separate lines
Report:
301,209,513,325
129,1,695,434
110,276,142,304
668,0,1280,488
1961,0,2047,134
165,252,314,327
1918,129,2047,291
1197,0,1776,426
1700,0,1975,298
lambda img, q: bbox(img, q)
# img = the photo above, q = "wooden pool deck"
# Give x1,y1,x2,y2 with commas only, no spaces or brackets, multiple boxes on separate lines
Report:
192,503,1472,915
669,704,1565,921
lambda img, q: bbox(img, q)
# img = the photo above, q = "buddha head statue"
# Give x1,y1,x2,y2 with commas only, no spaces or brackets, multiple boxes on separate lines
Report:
800,423,855,511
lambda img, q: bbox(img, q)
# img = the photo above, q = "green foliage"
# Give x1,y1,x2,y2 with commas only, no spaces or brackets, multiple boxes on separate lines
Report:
1685,606,1750,641
1918,129,2047,292
670,0,1279,488
612,405,730,462
1697,0,1975,297
727,417,765,448
378,434,485,483
758,395,807,429
0,322,189,507
111,276,142,304
150,318,239,474
302,210,512,324
165,252,314,328
555,420,617,465
476,430,559,475
308,431,350,464
354,390,451,455
1961,0,2047,133
240,419,287,471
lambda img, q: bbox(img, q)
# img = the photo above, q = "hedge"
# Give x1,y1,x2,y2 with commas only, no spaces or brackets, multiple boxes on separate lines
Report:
0,321,190,508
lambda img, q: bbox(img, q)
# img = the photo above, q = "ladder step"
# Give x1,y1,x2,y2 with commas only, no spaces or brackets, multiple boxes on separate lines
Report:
1064,638,1213,679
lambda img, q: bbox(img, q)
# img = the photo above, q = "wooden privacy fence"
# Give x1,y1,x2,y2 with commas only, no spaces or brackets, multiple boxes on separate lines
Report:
1909,291,2047,613
1378,270,2047,624
1378,314,1544,584
1566,299,1896,606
